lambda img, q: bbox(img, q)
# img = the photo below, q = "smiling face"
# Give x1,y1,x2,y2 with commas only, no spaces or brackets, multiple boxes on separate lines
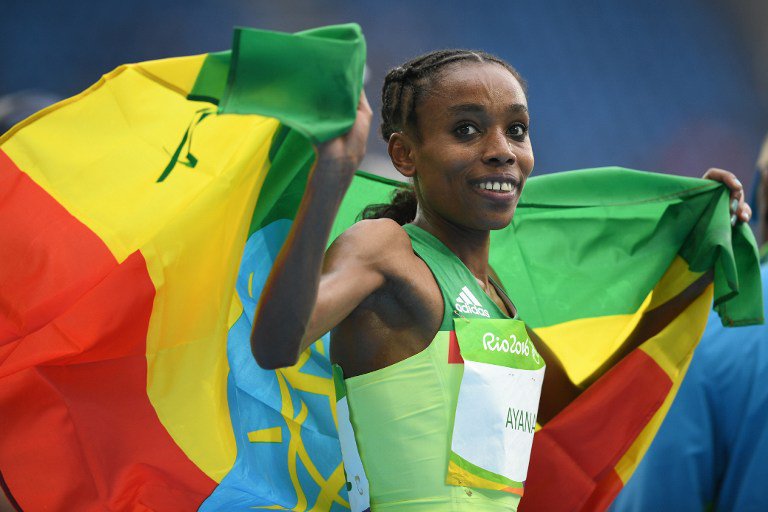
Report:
391,61,534,231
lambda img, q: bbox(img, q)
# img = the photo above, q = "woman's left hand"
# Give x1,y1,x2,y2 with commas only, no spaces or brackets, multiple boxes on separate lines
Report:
702,168,752,226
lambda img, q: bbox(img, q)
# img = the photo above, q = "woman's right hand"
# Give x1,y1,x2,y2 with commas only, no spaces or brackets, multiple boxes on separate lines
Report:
314,92,373,186
251,91,376,370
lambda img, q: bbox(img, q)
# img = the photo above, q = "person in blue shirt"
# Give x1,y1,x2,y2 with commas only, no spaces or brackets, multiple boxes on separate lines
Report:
611,139,768,512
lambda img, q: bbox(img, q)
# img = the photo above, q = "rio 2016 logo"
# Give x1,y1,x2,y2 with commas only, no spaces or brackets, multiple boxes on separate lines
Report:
482,332,541,364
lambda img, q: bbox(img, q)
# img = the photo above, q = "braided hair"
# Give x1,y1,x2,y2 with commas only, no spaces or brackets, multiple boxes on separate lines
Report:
362,50,526,225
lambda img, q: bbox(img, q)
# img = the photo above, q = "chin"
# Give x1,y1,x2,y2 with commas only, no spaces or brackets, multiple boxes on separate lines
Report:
486,218,514,231
486,206,517,230
472,211,515,231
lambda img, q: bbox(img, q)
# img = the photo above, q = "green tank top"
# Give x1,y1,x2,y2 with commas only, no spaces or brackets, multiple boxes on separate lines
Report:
335,224,522,511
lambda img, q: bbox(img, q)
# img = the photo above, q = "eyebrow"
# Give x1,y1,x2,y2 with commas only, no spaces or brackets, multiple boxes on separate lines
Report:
446,103,529,115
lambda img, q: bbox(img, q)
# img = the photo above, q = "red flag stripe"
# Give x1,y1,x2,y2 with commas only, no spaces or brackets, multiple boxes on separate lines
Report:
0,151,215,510
580,469,624,511
520,349,671,510
448,330,464,364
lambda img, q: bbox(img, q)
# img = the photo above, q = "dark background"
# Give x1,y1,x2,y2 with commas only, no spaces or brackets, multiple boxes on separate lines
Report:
2,0,767,184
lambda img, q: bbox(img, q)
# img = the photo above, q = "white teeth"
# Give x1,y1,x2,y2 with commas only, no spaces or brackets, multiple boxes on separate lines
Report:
475,181,514,192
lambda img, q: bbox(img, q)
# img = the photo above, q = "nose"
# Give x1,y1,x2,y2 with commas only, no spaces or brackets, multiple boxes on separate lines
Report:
482,128,516,166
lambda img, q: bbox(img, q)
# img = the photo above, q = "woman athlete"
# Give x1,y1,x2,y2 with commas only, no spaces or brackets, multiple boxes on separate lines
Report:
250,50,751,510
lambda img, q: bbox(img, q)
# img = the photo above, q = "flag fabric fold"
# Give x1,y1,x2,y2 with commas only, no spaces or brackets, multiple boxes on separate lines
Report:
334,169,762,511
0,24,761,512
1,24,364,512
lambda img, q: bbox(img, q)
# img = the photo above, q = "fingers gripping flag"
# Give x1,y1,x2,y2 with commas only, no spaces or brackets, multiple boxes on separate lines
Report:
0,24,762,512
332,167,763,511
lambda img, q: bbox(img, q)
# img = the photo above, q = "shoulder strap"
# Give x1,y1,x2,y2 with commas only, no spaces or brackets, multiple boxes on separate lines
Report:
403,224,508,329
489,275,519,319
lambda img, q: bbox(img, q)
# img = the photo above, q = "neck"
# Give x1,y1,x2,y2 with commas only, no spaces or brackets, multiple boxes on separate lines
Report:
411,206,491,285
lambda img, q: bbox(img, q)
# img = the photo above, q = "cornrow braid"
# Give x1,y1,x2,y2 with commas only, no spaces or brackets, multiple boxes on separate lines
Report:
380,49,526,142
367,49,526,226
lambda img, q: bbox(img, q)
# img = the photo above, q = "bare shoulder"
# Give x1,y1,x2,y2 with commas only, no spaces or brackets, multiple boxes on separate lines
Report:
328,218,443,375
331,217,412,249
325,218,416,274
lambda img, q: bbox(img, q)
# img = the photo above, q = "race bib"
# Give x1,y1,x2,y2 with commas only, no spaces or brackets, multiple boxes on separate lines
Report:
447,318,545,495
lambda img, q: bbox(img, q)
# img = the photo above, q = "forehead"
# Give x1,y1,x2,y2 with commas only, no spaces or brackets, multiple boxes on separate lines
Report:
419,61,527,114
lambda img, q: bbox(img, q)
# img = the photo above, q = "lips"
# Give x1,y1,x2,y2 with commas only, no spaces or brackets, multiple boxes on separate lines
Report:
468,175,521,202
473,180,515,192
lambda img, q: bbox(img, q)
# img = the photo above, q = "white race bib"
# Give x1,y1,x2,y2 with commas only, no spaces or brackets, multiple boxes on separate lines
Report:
447,318,545,495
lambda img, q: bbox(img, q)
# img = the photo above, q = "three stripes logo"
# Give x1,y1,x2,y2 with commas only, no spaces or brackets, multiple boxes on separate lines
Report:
454,286,490,318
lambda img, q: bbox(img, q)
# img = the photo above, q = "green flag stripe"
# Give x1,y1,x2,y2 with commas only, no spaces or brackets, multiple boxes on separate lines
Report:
187,50,231,105
221,24,365,144
330,169,762,328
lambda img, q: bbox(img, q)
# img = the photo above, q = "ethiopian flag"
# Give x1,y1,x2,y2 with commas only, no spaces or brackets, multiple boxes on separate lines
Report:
0,24,364,511
332,169,762,511
0,24,761,512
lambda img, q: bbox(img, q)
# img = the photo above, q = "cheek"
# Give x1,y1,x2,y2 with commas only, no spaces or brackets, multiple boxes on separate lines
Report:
441,145,476,175
415,161,470,212
519,142,535,176
418,149,472,184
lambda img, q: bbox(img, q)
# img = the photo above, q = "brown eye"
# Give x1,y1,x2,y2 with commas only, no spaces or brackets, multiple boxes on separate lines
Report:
455,123,479,136
508,123,527,138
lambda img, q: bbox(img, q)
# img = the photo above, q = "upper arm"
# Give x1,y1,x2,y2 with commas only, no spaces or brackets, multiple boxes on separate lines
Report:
302,218,412,349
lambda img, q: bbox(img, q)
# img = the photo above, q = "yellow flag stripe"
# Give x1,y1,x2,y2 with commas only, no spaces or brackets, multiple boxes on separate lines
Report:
135,54,209,96
615,284,713,483
536,255,704,385
248,427,283,444
533,254,712,489
2,54,283,482
275,351,349,510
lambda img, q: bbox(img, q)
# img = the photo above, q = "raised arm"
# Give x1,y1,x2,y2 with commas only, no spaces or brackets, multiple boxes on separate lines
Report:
250,93,377,369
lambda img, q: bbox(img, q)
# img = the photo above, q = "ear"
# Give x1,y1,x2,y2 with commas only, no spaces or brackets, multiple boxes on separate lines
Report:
387,132,417,178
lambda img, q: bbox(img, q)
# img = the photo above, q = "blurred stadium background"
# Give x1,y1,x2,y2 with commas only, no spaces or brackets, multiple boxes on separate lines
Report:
2,0,766,184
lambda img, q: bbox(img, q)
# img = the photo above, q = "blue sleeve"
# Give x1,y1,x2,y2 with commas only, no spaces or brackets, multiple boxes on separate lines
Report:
611,266,768,511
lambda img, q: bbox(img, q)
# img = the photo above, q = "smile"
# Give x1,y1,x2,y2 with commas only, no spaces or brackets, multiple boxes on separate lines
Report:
469,178,521,206
473,181,515,192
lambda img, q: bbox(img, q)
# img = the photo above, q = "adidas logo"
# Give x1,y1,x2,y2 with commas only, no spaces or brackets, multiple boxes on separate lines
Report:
455,286,490,318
